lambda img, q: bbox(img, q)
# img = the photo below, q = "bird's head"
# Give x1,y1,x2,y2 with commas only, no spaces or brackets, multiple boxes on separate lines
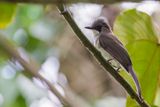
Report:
85,18,111,32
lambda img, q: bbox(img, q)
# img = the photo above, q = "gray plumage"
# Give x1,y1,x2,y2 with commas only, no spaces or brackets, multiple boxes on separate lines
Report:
85,18,142,99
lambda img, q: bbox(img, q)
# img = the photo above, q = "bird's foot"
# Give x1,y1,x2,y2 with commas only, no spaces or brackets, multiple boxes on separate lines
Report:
138,95,144,102
116,67,121,72
106,59,121,72
107,59,113,64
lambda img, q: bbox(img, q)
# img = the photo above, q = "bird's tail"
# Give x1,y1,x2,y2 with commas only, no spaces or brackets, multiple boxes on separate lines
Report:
128,65,142,100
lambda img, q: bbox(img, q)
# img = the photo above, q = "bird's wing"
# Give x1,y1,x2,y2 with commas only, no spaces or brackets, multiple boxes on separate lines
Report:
99,33,132,71
109,33,124,47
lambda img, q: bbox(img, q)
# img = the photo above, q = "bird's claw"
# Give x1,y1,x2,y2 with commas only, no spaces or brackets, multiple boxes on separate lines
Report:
138,95,144,102
116,67,121,72
107,59,113,63
106,59,121,72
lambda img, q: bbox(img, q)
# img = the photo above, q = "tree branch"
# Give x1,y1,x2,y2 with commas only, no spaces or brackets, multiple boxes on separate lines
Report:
56,4,150,107
0,0,143,4
0,34,70,106
0,33,91,107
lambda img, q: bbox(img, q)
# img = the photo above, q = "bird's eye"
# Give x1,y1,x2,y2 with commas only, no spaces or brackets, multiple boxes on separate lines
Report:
95,25,101,29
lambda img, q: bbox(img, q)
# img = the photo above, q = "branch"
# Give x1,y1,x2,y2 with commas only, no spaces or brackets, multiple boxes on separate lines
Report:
0,33,91,107
0,0,143,4
56,4,150,107
0,34,70,106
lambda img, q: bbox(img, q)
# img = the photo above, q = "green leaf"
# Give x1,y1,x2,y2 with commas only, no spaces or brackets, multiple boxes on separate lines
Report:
114,9,160,106
151,106,159,107
0,3,16,29
16,4,43,28
11,95,27,107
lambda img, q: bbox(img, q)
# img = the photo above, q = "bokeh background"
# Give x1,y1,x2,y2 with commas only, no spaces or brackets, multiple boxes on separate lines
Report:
0,1,160,107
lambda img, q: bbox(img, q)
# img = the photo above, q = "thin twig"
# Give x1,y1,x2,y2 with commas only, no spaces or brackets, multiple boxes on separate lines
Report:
56,4,150,107
0,33,92,107
0,34,70,106
0,0,142,4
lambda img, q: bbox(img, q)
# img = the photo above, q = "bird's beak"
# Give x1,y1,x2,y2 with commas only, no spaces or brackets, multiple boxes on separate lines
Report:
85,26,94,30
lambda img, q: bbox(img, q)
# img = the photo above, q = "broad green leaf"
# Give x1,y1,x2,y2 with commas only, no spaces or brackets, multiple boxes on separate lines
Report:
114,9,160,106
0,3,16,29
151,106,158,107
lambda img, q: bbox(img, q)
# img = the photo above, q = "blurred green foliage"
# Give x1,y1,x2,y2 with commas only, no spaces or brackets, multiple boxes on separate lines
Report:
7,95,27,107
114,9,160,107
0,3,66,107
0,3,16,28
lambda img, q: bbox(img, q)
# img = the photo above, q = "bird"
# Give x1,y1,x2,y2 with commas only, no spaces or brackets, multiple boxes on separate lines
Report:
85,18,142,100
